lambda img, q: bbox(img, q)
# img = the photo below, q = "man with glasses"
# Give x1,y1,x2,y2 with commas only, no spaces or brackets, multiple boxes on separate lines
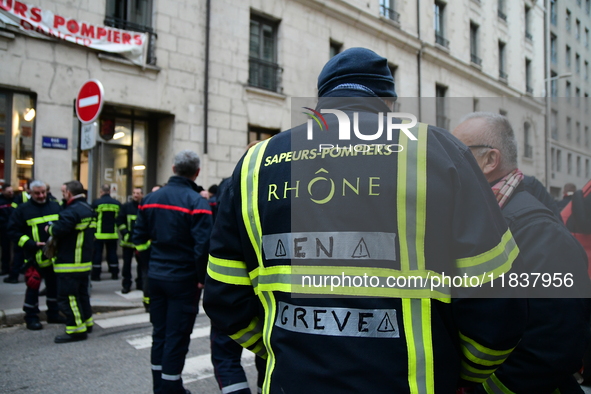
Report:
453,112,591,393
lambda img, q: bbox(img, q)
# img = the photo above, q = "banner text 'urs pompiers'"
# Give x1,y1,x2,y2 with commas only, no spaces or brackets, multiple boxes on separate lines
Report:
0,0,147,66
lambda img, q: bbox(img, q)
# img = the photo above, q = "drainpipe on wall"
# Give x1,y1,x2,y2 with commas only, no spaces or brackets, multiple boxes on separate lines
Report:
203,0,211,154
416,0,422,120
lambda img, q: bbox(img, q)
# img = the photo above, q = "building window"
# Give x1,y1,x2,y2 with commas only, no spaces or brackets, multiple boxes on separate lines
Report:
566,45,571,68
551,0,558,25
435,84,449,129
105,0,155,65
566,81,572,101
551,35,557,64
576,53,581,74
380,0,400,22
576,88,581,106
568,153,573,174
577,19,581,40
586,61,589,80
577,156,582,176
329,40,342,58
587,158,590,178
525,6,532,40
525,58,533,94
498,0,507,21
586,28,590,48
557,149,562,171
577,121,582,143
473,97,480,111
0,90,36,190
551,71,558,99
499,41,507,80
567,116,572,140
587,0,591,15
586,125,590,146
567,9,572,32
470,22,481,65
249,14,281,92
248,125,279,143
551,147,556,171
434,1,448,48
579,0,583,7
524,122,533,158
551,109,558,139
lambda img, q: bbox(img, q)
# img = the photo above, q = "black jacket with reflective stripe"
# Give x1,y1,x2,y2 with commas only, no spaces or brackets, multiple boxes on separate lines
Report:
7,199,61,266
117,200,139,247
205,97,528,393
92,194,121,239
49,196,96,270
133,176,213,282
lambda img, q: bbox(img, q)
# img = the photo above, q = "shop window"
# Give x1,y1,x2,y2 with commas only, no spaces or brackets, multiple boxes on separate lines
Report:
0,90,36,190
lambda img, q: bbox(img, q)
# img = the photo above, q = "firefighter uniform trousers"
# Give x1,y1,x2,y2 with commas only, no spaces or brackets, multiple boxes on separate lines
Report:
24,265,59,321
57,272,92,334
150,277,200,394
92,194,121,277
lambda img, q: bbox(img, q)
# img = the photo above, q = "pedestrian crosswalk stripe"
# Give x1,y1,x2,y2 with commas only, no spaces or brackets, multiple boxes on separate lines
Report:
95,312,150,329
126,325,211,350
183,351,255,383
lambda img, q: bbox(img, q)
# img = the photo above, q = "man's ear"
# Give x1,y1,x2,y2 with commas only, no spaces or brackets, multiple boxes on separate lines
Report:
482,149,502,178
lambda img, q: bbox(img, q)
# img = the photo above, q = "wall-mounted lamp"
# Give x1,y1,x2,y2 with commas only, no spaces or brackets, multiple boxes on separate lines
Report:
113,131,125,140
16,159,34,165
133,165,146,171
23,108,36,122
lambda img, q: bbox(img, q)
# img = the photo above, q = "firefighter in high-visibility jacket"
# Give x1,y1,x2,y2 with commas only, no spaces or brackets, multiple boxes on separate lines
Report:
91,184,121,280
117,187,149,303
4,187,30,283
7,180,64,330
204,48,528,393
47,180,96,343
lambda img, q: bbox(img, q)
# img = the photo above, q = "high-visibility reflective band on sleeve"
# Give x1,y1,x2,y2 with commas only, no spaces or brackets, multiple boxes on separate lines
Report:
455,229,519,280
97,204,120,212
136,241,151,251
460,360,497,383
11,202,17,208
18,235,31,247
459,332,514,367
118,224,127,231
208,256,251,285
482,373,517,394
249,338,268,358
53,262,92,273
229,317,264,348
75,221,97,230
26,214,59,226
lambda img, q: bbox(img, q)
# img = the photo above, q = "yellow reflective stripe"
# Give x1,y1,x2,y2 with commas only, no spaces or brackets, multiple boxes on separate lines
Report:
250,339,267,358
456,229,518,275
75,231,84,264
483,373,516,394
241,139,270,266
127,214,136,230
54,262,92,273
459,332,514,367
18,235,31,247
461,360,497,383
96,204,120,212
208,256,251,285
397,124,434,394
26,214,59,226
118,224,127,231
85,317,94,327
69,295,83,328
75,222,97,230
143,296,150,304
229,317,264,348
11,202,17,208
259,291,274,393
36,250,53,267
136,241,151,251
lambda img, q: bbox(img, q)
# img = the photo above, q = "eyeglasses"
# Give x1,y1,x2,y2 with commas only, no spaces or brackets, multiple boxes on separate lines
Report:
467,144,496,150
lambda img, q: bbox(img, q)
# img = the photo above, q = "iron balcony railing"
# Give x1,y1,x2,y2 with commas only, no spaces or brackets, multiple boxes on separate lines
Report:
526,32,533,40
104,17,157,65
526,86,533,94
248,57,282,93
380,5,400,23
435,33,449,48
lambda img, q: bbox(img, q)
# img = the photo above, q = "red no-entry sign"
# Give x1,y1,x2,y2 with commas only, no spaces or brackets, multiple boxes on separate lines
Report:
76,79,104,124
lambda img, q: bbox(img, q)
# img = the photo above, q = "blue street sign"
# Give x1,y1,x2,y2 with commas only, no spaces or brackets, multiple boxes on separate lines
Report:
42,136,68,150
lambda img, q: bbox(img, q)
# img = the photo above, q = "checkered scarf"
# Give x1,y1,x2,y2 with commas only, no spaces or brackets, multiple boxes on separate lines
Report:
491,169,524,209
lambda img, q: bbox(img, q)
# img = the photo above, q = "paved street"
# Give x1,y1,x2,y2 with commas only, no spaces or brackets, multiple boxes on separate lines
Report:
0,267,258,394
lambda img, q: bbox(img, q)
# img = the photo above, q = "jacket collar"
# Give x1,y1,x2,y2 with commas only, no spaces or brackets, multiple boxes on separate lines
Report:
167,176,199,192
